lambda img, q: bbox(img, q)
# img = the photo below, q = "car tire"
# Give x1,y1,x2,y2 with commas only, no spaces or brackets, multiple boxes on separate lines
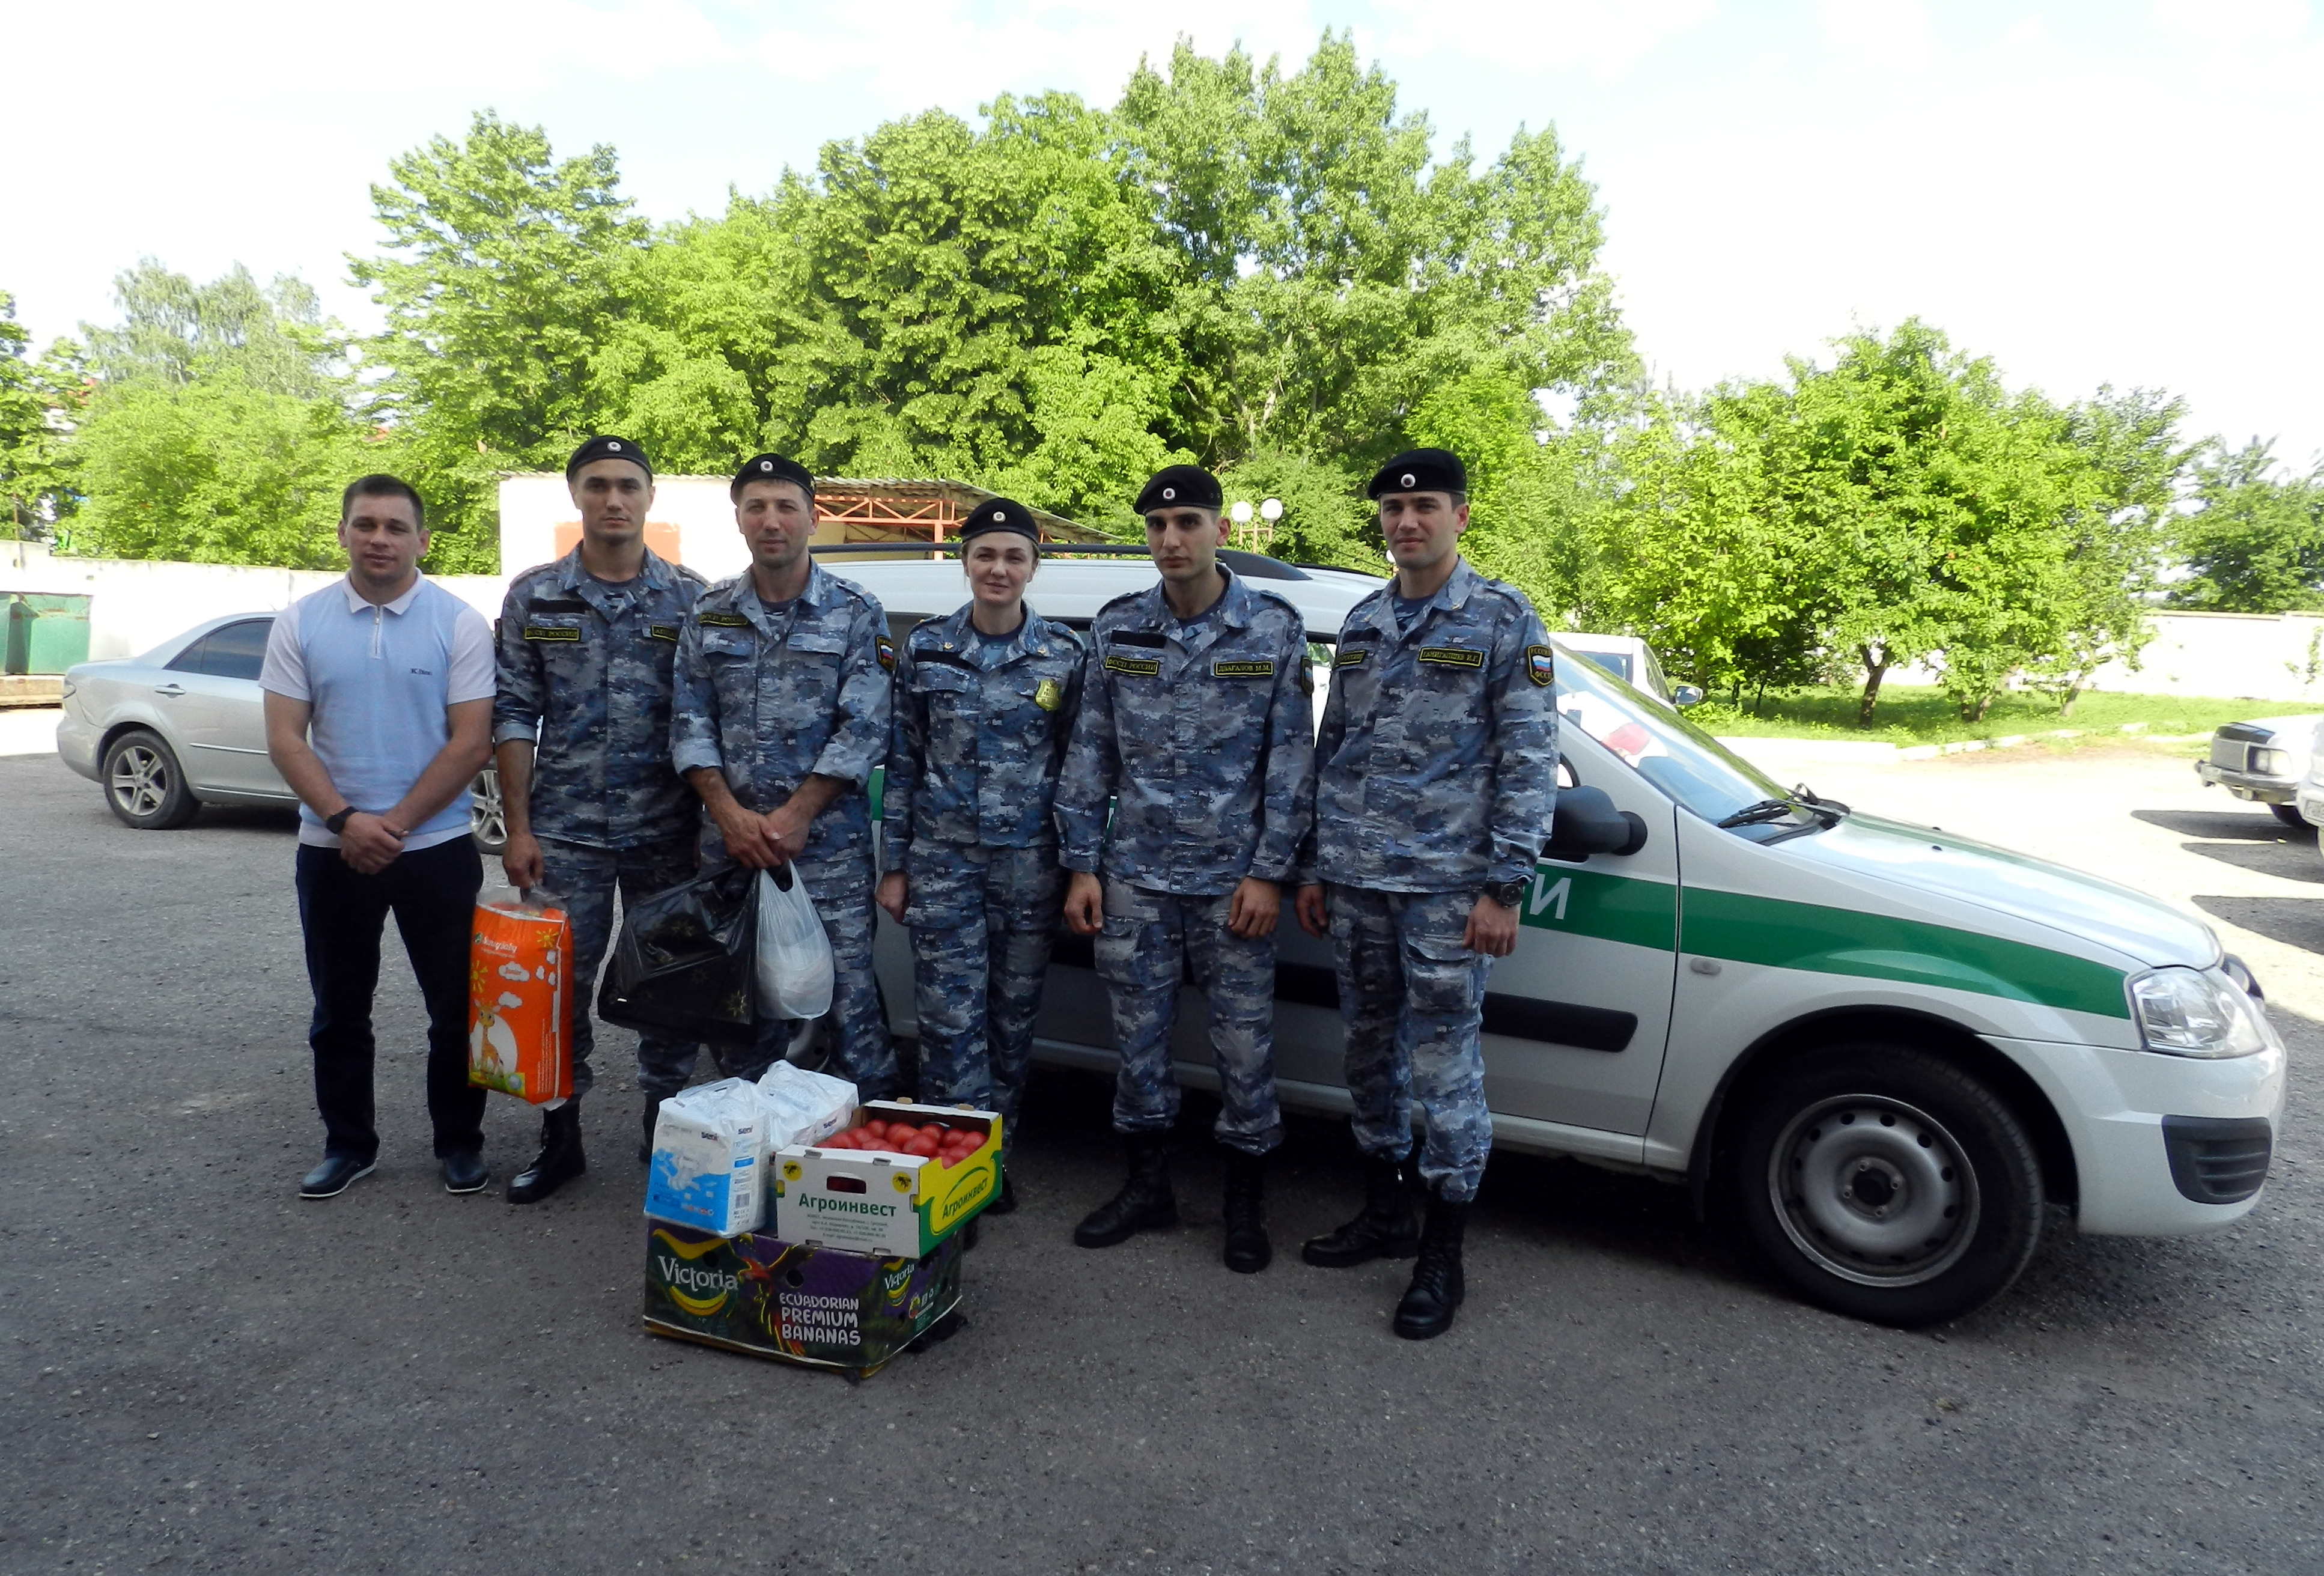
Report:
1732,1042,2043,1327
470,766,507,856
102,729,199,830
2268,803,2306,829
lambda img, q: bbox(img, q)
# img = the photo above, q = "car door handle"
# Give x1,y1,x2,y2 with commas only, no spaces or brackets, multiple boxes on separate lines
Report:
153,683,185,697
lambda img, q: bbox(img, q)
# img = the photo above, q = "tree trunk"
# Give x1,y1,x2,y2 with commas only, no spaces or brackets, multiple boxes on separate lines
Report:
1971,693,1993,722
2059,686,2079,719
1858,647,1888,726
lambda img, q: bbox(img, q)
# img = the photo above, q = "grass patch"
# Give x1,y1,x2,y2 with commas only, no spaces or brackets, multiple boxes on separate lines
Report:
1688,685,2324,746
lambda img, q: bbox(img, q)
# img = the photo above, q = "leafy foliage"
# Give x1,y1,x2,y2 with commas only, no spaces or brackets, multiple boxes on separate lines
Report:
2168,439,2324,612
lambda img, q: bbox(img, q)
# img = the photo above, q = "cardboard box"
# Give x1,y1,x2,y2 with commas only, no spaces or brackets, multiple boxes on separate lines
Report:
773,1101,1001,1258
643,1224,963,1377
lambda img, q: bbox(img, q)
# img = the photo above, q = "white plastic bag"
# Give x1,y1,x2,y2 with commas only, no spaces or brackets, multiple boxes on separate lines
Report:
756,1061,857,1150
643,1077,767,1236
755,865,835,1021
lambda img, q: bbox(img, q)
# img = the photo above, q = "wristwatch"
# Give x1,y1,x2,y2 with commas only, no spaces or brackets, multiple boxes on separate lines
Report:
325,807,359,835
1483,878,1528,910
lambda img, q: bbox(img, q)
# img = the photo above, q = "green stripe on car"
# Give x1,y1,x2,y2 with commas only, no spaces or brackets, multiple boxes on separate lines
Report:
1680,887,2131,1018
1520,868,1679,950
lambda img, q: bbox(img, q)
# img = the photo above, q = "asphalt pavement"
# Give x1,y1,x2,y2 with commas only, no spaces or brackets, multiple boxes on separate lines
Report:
1,747,2317,1575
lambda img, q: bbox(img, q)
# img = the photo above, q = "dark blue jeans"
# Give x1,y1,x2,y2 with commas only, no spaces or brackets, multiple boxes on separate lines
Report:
295,836,485,1162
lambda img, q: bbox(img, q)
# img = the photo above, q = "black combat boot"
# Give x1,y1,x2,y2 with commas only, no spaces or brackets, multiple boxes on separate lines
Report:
1072,1133,1177,1247
639,1103,659,1164
1301,1151,1419,1268
507,1102,586,1204
985,1169,1018,1216
1220,1148,1271,1273
1392,1191,1471,1340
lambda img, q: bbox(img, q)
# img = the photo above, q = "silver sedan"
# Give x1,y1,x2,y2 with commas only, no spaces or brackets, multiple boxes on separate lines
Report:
55,611,506,850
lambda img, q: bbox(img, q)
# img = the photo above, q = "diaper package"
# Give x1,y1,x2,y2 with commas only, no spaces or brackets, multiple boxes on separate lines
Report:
643,1079,766,1237
755,1062,857,1151
467,895,570,1104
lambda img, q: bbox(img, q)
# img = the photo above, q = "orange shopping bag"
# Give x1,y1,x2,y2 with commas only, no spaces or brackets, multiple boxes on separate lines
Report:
467,896,571,1104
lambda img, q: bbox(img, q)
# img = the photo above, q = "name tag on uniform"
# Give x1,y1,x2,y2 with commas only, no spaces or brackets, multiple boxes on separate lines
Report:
698,612,750,628
1211,659,1274,679
1334,649,1369,669
523,625,582,642
645,624,679,642
1417,646,1484,669
1104,654,1162,678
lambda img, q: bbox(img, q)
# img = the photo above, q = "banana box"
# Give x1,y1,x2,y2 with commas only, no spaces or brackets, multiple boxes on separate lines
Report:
772,1101,1000,1258
643,1225,964,1378
466,897,570,1104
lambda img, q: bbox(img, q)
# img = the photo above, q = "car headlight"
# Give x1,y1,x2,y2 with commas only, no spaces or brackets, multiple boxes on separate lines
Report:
2251,747,2293,776
2129,966,2276,1058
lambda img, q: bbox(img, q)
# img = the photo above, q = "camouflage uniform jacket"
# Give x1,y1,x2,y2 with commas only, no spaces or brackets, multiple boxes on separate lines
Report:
491,546,707,849
1055,568,1316,897
669,562,892,860
881,603,1084,874
1306,556,1559,892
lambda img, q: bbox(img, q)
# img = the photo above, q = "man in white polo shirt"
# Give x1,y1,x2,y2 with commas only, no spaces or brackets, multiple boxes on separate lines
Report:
261,474,498,1199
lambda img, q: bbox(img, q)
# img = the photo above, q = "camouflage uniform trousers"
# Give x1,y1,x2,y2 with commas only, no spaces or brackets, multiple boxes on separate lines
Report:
1095,876,1283,1156
1327,884,1494,1202
902,842,1062,1163
534,835,709,1106
737,842,901,1101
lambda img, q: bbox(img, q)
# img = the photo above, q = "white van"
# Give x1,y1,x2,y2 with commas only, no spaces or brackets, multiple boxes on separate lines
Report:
832,546,2286,1327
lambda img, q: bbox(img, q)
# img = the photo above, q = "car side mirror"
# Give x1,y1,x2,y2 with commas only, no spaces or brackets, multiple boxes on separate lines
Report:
1672,684,1705,708
1547,783,1649,859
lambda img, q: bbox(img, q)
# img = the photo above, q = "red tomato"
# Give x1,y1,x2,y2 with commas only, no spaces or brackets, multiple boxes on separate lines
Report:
862,1119,890,1140
904,1135,941,1157
823,1131,855,1150
887,1124,921,1144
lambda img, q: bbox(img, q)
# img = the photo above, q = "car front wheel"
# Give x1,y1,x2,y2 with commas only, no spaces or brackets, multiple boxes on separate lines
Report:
1733,1042,2043,1327
102,729,199,830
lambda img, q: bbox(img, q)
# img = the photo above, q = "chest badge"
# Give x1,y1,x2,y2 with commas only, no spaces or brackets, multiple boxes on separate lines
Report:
1033,677,1063,712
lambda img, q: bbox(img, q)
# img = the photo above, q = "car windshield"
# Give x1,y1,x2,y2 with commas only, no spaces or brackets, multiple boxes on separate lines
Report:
1553,643,1811,832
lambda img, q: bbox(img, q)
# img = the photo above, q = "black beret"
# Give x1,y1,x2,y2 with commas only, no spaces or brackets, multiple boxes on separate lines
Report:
731,453,817,500
960,496,1040,543
1367,448,1467,500
566,434,652,481
1133,464,1223,516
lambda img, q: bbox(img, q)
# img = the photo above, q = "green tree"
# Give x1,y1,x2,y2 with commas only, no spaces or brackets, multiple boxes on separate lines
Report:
351,110,646,562
0,293,81,540
2170,439,2324,612
83,259,341,398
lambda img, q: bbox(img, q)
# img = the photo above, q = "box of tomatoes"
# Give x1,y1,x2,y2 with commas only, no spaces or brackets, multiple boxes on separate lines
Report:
771,1100,1001,1258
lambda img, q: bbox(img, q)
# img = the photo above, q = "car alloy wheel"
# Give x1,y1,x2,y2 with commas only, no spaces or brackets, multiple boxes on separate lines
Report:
470,767,508,854
101,729,198,830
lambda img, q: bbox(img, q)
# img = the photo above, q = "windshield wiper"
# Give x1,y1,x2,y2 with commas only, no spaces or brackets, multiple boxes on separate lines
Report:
1717,785,1851,832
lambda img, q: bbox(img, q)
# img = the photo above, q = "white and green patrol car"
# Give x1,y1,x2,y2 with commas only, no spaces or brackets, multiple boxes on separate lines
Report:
835,547,2287,1327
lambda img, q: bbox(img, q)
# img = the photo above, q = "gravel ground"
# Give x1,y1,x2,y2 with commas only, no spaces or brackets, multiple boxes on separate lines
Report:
1,747,2316,1575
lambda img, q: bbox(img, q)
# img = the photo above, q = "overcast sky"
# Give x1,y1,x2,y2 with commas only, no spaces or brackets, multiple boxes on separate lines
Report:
8,0,2319,465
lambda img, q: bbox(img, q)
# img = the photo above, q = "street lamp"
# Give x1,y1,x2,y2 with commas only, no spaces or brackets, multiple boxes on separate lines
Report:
1259,497,1282,522
1229,500,1254,524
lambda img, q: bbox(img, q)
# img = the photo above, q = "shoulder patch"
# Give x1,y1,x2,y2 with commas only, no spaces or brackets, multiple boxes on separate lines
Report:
1417,646,1485,670
877,634,896,672
1524,645,1556,687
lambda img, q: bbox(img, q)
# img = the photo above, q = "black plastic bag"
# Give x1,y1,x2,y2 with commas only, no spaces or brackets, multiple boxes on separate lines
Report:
598,864,758,1047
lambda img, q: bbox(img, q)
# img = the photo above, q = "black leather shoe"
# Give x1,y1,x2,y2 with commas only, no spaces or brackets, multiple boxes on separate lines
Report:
508,1103,586,1204
1392,1193,1471,1340
440,1151,490,1194
1073,1134,1176,1247
984,1172,1018,1216
1220,1148,1271,1273
299,1154,375,1200
1303,1151,1419,1268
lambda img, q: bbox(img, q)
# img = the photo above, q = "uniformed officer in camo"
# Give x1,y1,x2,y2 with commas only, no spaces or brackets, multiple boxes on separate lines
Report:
1056,463,1316,1273
493,434,708,1201
875,498,1082,1211
671,453,898,1100
1294,446,1560,1340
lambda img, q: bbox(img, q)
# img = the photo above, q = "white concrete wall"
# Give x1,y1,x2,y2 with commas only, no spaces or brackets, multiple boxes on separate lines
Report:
2079,611,2324,703
2,540,508,661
